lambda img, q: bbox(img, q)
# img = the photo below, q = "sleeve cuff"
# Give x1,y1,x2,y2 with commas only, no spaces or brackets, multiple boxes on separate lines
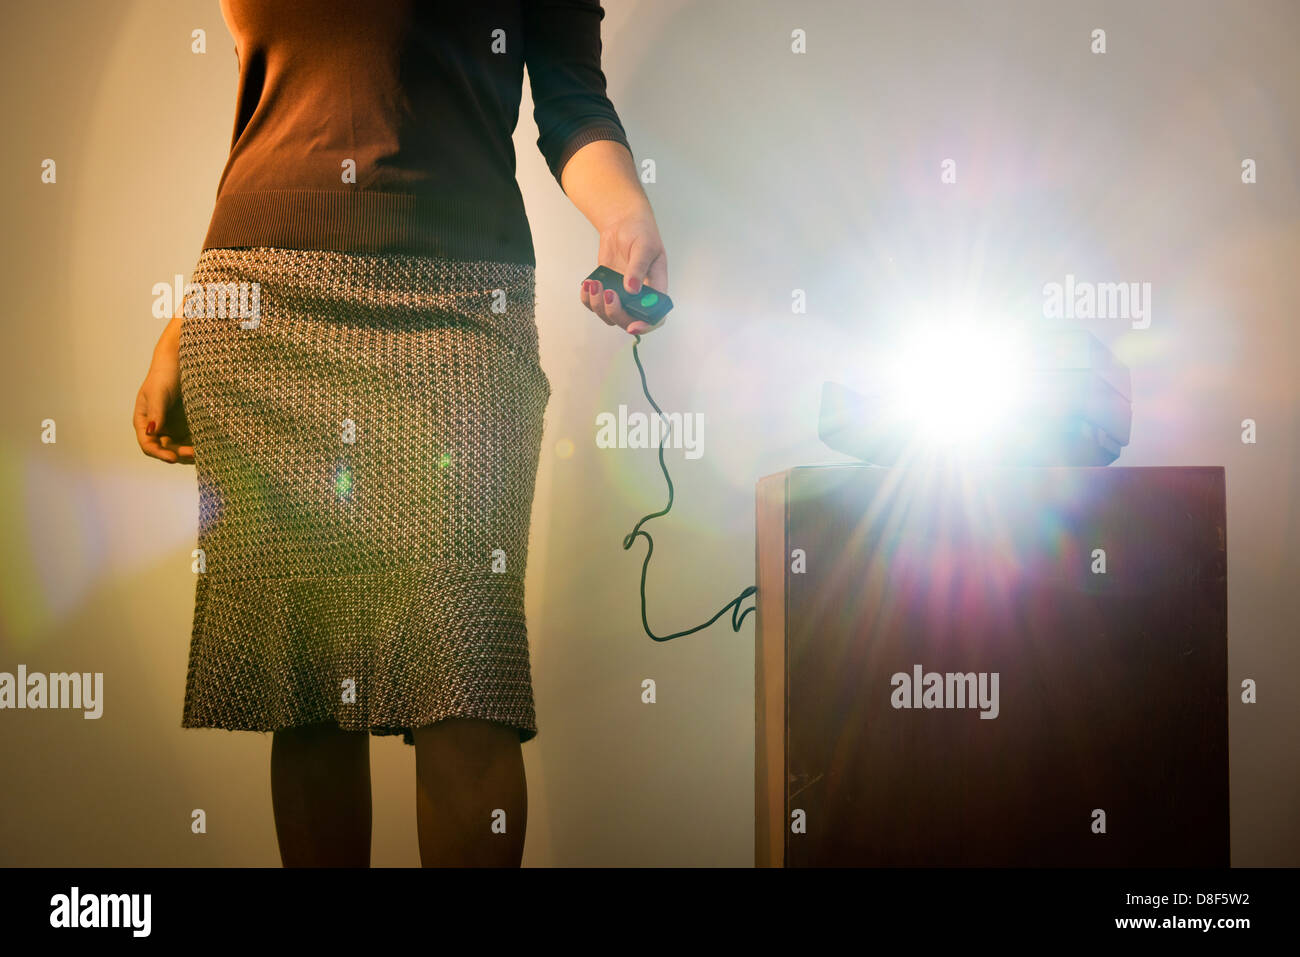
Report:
552,124,633,185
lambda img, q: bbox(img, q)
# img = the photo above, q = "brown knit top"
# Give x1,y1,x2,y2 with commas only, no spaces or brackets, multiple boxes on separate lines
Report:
201,0,632,266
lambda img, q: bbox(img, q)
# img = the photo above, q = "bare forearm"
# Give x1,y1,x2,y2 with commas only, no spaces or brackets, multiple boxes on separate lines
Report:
566,138,668,330
151,310,183,369
560,139,651,232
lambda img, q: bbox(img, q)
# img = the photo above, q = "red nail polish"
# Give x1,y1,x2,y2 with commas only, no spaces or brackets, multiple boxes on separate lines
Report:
146,421,156,435
604,290,615,304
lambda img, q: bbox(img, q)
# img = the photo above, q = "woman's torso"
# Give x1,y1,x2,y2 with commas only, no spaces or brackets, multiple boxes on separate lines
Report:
205,0,536,264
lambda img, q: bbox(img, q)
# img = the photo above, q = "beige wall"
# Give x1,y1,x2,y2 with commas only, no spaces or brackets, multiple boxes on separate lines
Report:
1,0,1296,865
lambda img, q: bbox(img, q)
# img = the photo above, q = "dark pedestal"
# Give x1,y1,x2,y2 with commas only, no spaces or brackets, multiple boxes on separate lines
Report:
755,465,1228,866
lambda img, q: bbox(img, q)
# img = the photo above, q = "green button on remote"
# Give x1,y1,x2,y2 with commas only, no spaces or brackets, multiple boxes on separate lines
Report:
584,265,674,327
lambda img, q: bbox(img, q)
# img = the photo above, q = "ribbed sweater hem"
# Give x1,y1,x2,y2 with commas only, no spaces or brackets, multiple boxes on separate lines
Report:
200,189,537,266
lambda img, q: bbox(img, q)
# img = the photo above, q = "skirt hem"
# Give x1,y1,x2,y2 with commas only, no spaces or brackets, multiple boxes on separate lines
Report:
182,569,539,749
181,713,538,746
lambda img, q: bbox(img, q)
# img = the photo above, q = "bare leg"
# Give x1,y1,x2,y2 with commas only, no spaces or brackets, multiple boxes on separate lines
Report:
414,718,527,867
271,721,372,867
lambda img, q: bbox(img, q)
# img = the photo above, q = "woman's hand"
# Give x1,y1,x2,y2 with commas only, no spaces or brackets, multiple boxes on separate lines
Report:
578,207,668,336
133,314,194,464
557,139,667,334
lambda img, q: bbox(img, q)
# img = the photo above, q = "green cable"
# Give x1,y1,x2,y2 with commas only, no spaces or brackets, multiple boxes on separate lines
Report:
621,334,758,641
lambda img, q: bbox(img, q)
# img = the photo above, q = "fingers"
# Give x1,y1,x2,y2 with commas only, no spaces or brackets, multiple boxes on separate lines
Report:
622,237,661,295
158,435,195,465
646,256,668,296
580,278,616,326
134,386,181,463
624,250,666,335
136,385,165,439
602,280,636,332
138,433,180,463
582,277,639,332
581,277,659,336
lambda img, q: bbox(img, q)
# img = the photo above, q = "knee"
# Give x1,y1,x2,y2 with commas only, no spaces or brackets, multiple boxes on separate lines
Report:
412,717,521,758
273,721,369,761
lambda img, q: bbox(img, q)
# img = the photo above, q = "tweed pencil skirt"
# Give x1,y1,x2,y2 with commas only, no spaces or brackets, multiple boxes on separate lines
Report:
177,247,550,744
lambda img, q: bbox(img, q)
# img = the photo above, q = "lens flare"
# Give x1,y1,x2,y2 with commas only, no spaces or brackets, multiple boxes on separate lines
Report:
886,326,1029,450
334,463,354,499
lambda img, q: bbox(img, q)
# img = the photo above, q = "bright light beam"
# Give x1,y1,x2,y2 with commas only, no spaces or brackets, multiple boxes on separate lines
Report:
885,326,1030,451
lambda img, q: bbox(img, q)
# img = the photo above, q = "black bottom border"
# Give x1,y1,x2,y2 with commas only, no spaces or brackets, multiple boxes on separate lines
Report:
4,865,1295,942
